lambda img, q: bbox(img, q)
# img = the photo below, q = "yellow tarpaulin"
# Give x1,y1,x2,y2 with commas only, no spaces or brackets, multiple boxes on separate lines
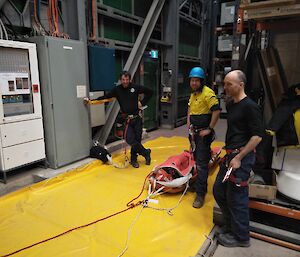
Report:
0,137,224,257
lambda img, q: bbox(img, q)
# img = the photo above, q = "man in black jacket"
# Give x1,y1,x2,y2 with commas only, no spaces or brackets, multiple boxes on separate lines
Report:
86,71,153,168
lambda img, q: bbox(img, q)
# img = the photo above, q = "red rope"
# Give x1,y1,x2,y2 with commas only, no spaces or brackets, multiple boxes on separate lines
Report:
126,170,153,208
33,0,38,23
1,203,141,257
47,1,53,33
90,0,97,40
123,119,130,158
51,0,58,33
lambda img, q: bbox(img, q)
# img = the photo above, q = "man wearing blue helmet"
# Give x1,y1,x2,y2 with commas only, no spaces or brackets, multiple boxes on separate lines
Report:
188,67,221,208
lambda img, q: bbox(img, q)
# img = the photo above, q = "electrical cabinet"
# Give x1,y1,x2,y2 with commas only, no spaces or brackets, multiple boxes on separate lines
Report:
217,34,246,52
0,40,46,181
220,1,235,25
29,36,91,169
88,45,115,91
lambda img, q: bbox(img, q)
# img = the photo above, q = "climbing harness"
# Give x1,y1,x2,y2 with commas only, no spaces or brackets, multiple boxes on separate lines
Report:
189,124,216,152
220,148,250,187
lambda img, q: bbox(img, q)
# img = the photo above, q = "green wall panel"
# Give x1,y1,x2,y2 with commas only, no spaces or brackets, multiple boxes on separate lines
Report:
104,17,133,42
179,21,200,57
103,0,132,13
179,43,199,57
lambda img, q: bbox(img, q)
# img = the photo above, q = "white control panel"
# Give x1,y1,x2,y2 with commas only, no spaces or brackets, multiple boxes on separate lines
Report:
0,40,45,177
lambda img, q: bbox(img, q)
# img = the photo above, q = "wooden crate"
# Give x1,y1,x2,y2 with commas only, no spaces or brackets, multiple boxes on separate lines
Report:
241,0,298,9
246,3,300,19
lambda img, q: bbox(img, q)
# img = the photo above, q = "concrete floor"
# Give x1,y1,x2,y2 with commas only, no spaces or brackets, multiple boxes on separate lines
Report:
0,118,299,257
213,238,299,257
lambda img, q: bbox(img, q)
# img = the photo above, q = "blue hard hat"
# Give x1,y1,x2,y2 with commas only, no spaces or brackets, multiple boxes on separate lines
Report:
189,67,205,79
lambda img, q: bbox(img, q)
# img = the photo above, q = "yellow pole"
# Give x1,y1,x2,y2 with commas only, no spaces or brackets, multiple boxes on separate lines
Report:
87,98,115,105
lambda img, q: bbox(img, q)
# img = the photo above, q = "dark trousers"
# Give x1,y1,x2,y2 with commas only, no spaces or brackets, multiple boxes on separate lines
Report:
213,152,255,241
190,133,213,197
125,116,147,161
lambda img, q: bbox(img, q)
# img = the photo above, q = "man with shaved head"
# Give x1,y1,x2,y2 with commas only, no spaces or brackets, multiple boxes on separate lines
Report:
213,70,263,247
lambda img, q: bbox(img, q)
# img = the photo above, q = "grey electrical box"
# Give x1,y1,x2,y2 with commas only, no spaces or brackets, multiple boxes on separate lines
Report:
29,36,91,169
89,91,105,127
220,2,235,26
218,34,246,52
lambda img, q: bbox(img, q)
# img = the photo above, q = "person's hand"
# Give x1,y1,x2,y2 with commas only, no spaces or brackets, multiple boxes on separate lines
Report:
83,97,90,105
229,156,241,170
199,128,211,138
138,101,142,110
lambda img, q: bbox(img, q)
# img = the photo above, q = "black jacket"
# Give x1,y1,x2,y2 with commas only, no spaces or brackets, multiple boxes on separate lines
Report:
267,95,300,147
97,83,153,115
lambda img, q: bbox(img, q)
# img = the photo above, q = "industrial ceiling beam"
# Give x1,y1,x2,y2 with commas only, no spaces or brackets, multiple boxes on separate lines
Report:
179,0,189,10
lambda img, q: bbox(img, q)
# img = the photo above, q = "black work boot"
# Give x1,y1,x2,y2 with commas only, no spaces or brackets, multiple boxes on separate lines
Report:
215,225,231,237
144,149,151,165
217,233,250,248
193,195,205,208
130,146,139,168
130,159,139,168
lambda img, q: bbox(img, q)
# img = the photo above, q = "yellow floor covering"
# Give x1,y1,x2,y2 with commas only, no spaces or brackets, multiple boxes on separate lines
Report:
0,137,224,257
